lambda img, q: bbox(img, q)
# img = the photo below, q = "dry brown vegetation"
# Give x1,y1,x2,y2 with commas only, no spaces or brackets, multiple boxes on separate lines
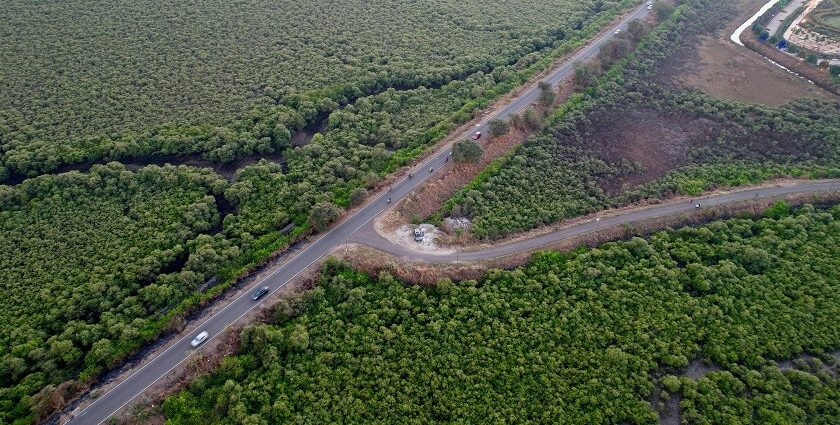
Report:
657,0,836,106
585,108,720,193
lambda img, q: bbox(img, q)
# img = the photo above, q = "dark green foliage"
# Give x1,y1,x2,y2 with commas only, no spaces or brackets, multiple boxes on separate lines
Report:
0,164,229,423
309,202,342,231
624,19,649,42
538,81,557,106
452,140,484,164
0,0,612,142
679,366,840,424
653,1,676,21
598,37,635,66
0,2,649,420
349,187,369,206
522,108,543,129
574,62,600,88
0,0,666,422
0,0,631,180
163,206,840,424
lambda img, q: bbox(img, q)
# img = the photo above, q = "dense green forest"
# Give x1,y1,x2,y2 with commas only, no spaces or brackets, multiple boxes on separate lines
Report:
0,1,645,421
9,0,840,423
673,362,840,424
440,0,840,239
163,203,840,424
0,164,232,423
0,0,630,180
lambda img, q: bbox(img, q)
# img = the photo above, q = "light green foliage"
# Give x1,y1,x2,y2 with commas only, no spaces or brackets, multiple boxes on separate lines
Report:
164,206,840,424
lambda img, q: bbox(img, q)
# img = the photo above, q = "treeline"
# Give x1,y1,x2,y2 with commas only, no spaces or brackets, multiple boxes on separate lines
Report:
164,204,840,423
441,0,840,239
0,0,631,182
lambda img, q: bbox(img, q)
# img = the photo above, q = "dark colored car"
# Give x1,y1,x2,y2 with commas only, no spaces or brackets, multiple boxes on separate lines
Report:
252,285,270,301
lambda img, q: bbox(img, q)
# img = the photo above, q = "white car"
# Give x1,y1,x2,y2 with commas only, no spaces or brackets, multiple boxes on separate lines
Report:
191,331,209,347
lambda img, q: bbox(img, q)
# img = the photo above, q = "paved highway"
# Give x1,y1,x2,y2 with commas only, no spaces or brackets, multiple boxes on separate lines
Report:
67,4,654,423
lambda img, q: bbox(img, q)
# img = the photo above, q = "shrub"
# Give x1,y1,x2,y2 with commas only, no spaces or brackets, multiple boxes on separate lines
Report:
452,139,484,164
489,119,511,137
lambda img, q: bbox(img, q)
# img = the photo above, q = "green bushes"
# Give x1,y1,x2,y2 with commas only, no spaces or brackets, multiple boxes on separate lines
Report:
0,164,228,424
440,0,840,239
0,0,633,181
164,205,840,424
488,119,511,137
677,365,840,424
452,139,484,163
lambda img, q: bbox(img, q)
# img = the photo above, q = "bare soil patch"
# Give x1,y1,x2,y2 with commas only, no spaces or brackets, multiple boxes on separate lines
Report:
660,35,833,105
585,108,720,193
657,0,835,106
393,82,575,224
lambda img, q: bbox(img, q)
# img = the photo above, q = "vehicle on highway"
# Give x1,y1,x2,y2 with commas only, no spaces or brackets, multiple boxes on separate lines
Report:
647,2,653,10
414,228,424,242
190,331,209,347
251,285,269,301
615,28,621,35
472,131,482,140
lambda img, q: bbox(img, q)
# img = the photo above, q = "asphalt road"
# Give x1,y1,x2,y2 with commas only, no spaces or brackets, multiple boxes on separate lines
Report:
353,180,840,262
67,4,654,424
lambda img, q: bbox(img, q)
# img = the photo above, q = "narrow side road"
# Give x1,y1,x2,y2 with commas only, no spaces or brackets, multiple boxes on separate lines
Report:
731,0,778,46
66,4,653,424
353,180,840,262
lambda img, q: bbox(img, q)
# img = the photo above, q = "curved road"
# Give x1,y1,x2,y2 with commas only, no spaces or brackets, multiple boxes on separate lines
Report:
353,180,840,262
66,4,661,423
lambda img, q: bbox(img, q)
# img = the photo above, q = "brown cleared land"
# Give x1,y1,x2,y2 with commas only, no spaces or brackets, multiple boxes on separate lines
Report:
586,108,720,194
657,0,835,106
